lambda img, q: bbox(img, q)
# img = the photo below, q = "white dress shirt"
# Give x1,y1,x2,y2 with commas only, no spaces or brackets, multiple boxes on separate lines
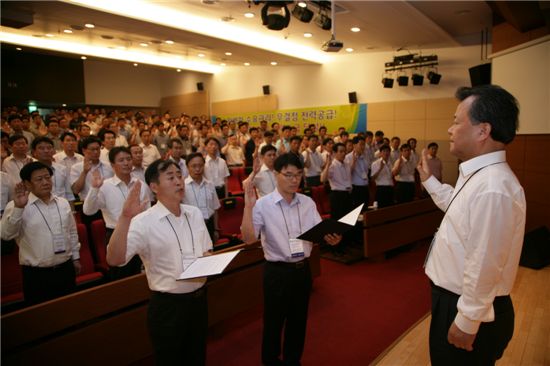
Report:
83,176,151,229
124,202,212,293
1,171,13,216
204,155,230,187
131,166,146,183
345,152,369,186
1,193,80,267
222,145,245,166
53,151,84,173
169,157,189,178
2,155,34,183
327,159,352,191
253,189,322,262
371,158,393,186
183,177,220,220
139,143,161,168
302,149,323,177
50,162,75,201
253,165,277,198
99,148,111,166
393,156,416,182
423,150,526,335
70,161,114,199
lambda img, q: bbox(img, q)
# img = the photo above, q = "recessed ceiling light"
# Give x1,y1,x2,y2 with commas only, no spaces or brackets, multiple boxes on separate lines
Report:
63,29,73,34
244,62,250,66
271,61,278,66
81,56,87,59
62,104,67,107
225,52,232,56
345,48,354,52
84,23,95,29
139,42,148,47
16,47,22,51
45,34,54,38
165,40,174,44
133,63,138,67
177,69,181,72
303,32,313,38
244,12,254,18
351,27,360,32
298,1,307,8
198,53,205,57
220,63,226,66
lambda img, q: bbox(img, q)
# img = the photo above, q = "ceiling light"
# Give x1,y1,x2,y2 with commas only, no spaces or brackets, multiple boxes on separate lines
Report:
198,53,205,57
304,32,313,38
298,1,307,8
314,11,331,30
84,23,95,29
261,2,291,31
220,63,226,66
165,40,174,44
62,104,67,107
63,29,73,34
244,62,250,66
345,48,354,52
270,61,278,66
244,12,254,18
139,42,148,47
16,47,22,51
81,56,87,60
427,71,442,85
177,69,181,72
412,73,424,86
225,52,232,56
382,78,394,88
351,27,360,32
292,3,314,23
133,63,138,67
45,34,54,38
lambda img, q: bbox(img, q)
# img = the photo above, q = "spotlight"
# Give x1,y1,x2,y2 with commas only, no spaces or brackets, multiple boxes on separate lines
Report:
412,73,424,86
314,11,331,30
382,78,394,88
292,3,314,23
397,76,409,86
261,2,291,30
427,71,441,85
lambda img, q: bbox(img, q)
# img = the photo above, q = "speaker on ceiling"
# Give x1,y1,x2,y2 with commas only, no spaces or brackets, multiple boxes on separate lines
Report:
197,82,204,91
348,91,357,104
469,63,491,87
263,85,270,95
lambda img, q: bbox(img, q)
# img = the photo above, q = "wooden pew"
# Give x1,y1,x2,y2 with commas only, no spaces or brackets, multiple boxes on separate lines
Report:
362,199,443,259
1,244,320,366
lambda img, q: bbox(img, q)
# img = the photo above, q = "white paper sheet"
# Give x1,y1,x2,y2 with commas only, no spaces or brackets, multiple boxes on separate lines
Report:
337,204,364,225
177,249,242,280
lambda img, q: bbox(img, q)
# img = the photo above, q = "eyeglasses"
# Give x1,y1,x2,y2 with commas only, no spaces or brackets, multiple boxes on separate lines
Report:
279,172,303,181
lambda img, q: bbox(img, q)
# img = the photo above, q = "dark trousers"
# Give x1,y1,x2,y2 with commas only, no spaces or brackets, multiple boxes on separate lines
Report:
205,216,215,243
429,283,514,366
215,185,226,199
148,288,208,366
106,228,142,281
395,181,415,204
305,176,321,187
329,190,352,220
351,184,369,210
262,261,312,366
21,259,76,305
375,185,394,208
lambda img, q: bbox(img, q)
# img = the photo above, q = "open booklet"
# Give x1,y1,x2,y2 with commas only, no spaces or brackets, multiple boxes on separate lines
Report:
297,204,364,243
177,249,242,280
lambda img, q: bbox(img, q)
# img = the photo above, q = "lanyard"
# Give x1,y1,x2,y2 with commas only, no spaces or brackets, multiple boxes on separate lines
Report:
34,199,63,234
278,200,302,239
166,213,195,258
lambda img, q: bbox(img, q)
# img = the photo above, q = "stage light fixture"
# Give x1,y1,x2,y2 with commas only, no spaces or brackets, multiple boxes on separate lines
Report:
313,9,331,30
397,76,409,86
427,71,441,85
261,2,291,30
292,3,313,23
382,78,394,88
412,73,424,86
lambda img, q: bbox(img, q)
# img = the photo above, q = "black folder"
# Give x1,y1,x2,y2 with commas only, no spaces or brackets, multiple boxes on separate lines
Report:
297,204,364,243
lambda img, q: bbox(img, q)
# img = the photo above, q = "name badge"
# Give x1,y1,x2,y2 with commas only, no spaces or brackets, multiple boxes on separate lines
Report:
289,238,305,258
52,232,66,254
181,255,196,272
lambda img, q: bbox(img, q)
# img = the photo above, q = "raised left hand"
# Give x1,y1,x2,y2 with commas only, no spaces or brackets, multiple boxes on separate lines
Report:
448,322,476,351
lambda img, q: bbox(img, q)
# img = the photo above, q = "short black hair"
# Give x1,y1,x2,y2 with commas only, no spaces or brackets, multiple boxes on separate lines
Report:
31,136,54,150
98,129,116,141
379,144,391,153
80,136,102,150
60,131,77,142
308,134,319,141
260,144,277,156
427,142,439,149
455,85,519,144
249,127,259,133
375,130,384,137
169,138,183,148
366,131,373,137
20,161,52,182
144,159,180,186
289,136,302,144
332,142,346,153
185,152,205,166
407,137,417,144
204,137,221,148
108,146,131,163
322,137,333,146
274,153,303,172
281,125,291,132
319,126,327,132
340,131,349,137
139,129,150,137
399,143,411,151
263,130,274,138
8,114,22,124
8,134,28,145
391,136,400,142
352,136,365,144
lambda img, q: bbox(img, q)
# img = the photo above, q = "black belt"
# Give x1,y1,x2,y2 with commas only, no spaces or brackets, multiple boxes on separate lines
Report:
22,259,73,272
332,189,351,193
267,258,310,269
151,286,206,299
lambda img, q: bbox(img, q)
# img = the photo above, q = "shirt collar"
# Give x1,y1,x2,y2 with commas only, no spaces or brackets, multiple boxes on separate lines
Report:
184,176,205,187
205,155,217,162
153,200,192,219
459,150,506,177
260,164,273,172
28,192,57,205
111,174,137,186
272,188,301,207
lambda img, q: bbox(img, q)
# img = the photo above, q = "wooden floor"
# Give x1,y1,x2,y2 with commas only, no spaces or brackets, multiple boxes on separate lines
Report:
374,265,550,366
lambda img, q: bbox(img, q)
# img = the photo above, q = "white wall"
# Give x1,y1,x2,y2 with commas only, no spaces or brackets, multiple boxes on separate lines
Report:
158,70,213,98
492,39,550,134
208,45,484,109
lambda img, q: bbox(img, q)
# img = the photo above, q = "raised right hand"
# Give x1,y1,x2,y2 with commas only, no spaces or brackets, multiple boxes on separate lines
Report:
13,182,29,208
121,181,148,219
